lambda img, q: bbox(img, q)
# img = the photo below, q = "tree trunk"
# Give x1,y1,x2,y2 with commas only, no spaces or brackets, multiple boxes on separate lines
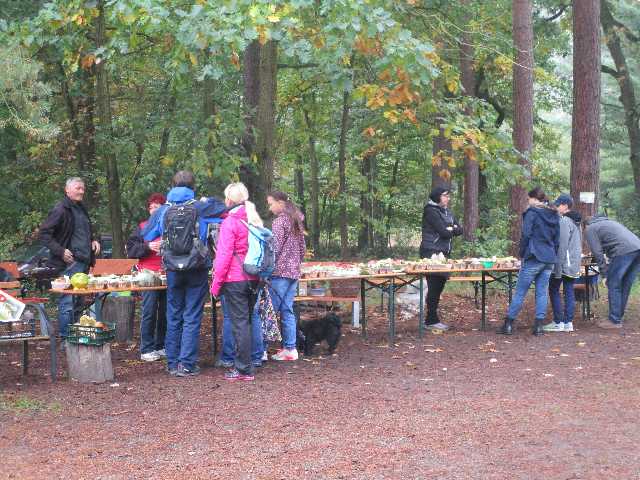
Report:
600,0,640,196
337,90,351,259
95,0,124,258
510,0,534,255
254,41,278,211
460,4,479,242
158,94,177,162
359,153,373,251
571,0,601,219
294,154,306,219
302,105,320,255
240,41,261,196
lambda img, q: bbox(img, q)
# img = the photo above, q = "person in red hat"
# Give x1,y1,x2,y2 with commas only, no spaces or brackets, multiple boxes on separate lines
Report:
126,193,167,362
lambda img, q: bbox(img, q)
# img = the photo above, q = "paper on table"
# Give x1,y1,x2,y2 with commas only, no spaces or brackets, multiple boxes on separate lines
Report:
0,289,26,322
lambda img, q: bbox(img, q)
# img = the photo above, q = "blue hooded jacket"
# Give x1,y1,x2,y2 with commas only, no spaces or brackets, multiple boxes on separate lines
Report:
141,187,227,242
519,205,560,264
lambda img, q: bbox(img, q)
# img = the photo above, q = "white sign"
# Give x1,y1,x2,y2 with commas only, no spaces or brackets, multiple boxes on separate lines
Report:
579,192,595,204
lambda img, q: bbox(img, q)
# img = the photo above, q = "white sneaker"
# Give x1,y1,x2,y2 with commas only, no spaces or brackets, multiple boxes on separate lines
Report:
261,351,268,362
426,322,449,331
271,348,298,361
141,351,161,362
542,322,564,332
155,349,167,358
564,322,574,332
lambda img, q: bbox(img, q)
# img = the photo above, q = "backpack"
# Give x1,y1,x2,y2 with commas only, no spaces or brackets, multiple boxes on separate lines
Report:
202,217,223,260
161,200,208,271
241,220,275,279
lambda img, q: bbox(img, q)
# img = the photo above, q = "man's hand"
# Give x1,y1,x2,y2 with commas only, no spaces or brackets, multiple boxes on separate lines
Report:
446,226,453,231
148,240,162,253
92,240,101,256
63,249,74,264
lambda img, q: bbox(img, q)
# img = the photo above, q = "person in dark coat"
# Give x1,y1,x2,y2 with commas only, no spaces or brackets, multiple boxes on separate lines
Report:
499,187,559,336
126,193,167,362
39,177,100,339
419,187,463,330
585,214,640,328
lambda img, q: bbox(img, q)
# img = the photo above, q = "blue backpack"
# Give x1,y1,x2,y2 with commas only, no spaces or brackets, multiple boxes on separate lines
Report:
241,220,275,279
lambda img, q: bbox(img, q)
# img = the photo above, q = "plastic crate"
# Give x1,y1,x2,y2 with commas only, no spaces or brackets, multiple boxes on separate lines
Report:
67,323,116,346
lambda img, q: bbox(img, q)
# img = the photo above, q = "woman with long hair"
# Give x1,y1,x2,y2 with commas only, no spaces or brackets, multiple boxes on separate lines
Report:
211,182,263,381
266,191,306,361
499,187,560,336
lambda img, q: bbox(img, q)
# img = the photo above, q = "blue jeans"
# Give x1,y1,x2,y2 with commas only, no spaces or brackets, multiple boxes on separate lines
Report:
140,290,167,354
57,261,88,337
607,250,640,324
269,277,298,349
548,276,576,324
507,259,554,321
220,294,264,365
165,269,208,370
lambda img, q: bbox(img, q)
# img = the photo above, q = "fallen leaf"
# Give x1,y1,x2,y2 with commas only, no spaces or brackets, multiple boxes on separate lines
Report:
574,366,583,370
405,362,416,368
577,341,586,347
543,373,554,377
560,353,570,357
424,348,443,353
489,358,498,363
110,383,120,387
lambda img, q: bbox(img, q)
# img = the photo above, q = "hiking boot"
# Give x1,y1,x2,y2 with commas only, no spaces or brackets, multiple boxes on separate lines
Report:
596,320,623,329
497,318,514,335
224,368,255,382
166,365,178,376
532,319,544,336
175,364,201,377
141,351,161,362
271,348,299,361
214,358,234,368
542,322,564,333
564,322,574,332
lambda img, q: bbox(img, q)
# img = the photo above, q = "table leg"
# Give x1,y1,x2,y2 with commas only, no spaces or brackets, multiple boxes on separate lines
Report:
481,270,487,331
388,279,396,346
212,295,218,357
361,279,367,340
418,275,424,338
22,340,28,375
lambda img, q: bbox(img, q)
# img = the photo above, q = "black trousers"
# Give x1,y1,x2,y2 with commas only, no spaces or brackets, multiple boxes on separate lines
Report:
221,281,258,375
425,274,448,325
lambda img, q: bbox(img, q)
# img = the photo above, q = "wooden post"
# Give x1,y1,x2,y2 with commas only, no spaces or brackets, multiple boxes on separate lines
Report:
66,342,114,383
101,296,135,342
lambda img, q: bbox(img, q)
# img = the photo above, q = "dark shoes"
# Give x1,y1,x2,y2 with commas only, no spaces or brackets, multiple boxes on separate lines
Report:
497,318,514,335
532,319,544,336
175,364,201,377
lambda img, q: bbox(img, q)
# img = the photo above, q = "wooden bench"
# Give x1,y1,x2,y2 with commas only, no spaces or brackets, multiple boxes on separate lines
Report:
0,272,57,381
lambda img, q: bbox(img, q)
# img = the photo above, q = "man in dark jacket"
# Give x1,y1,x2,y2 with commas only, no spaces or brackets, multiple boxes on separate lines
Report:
585,215,640,328
39,177,100,338
420,187,463,330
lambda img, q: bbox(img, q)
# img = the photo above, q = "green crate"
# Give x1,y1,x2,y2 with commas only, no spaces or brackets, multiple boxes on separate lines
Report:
67,323,116,346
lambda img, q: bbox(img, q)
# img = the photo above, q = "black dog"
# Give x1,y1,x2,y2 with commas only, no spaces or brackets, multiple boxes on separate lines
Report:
297,312,342,356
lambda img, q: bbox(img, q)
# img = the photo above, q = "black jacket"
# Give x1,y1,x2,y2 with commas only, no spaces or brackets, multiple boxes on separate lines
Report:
125,224,151,260
39,196,96,273
420,200,463,258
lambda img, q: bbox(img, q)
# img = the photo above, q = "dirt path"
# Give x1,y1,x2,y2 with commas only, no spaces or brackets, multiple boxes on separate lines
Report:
2,293,639,479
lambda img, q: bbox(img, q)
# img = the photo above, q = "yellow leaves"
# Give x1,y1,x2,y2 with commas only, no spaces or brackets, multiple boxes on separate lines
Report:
451,136,465,151
493,55,512,75
230,51,240,70
188,52,198,65
362,127,377,137
341,55,351,66
196,0,207,5
257,26,269,45
464,145,477,162
439,169,452,181
80,54,95,70
383,110,399,124
402,108,418,125
267,14,280,23
71,13,86,26
160,156,175,168
354,35,383,57
406,0,418,5
312,35,325,49
424,51,440,65
378,69,392,82
446,75,459,94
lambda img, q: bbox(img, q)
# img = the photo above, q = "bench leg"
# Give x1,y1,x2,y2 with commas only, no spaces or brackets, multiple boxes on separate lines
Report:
473,282,480,309
351,301,360,327
22,340,28,375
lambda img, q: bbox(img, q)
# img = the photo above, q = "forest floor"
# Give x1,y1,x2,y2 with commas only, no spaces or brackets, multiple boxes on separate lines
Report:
1,288,640,480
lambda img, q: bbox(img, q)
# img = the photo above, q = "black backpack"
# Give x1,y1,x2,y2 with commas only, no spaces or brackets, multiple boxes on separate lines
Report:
161,200,208,271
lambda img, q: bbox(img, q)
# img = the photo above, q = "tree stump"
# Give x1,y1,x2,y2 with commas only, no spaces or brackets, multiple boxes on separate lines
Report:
65,342,114,383
101,296,135,342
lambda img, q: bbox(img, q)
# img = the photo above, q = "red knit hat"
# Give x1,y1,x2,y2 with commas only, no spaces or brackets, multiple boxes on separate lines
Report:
147,192,166,207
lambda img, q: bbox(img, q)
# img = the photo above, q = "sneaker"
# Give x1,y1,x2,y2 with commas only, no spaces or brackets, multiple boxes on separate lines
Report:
262,351,268,362
252,361,263,368
542,322,564,332
271,348,299,361
141,351,161,362
166,365,178,376
224,368,255,382
155,349,167,358
564,322,574,332
214,359,234,368
175,364,201,377
426,322,450,331
596,320,623,329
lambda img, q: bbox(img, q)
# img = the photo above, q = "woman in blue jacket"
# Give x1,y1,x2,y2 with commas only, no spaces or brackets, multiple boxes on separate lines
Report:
499,187,560,336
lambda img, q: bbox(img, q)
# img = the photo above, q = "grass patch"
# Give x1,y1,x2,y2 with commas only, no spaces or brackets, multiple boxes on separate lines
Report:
0,395,61,414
